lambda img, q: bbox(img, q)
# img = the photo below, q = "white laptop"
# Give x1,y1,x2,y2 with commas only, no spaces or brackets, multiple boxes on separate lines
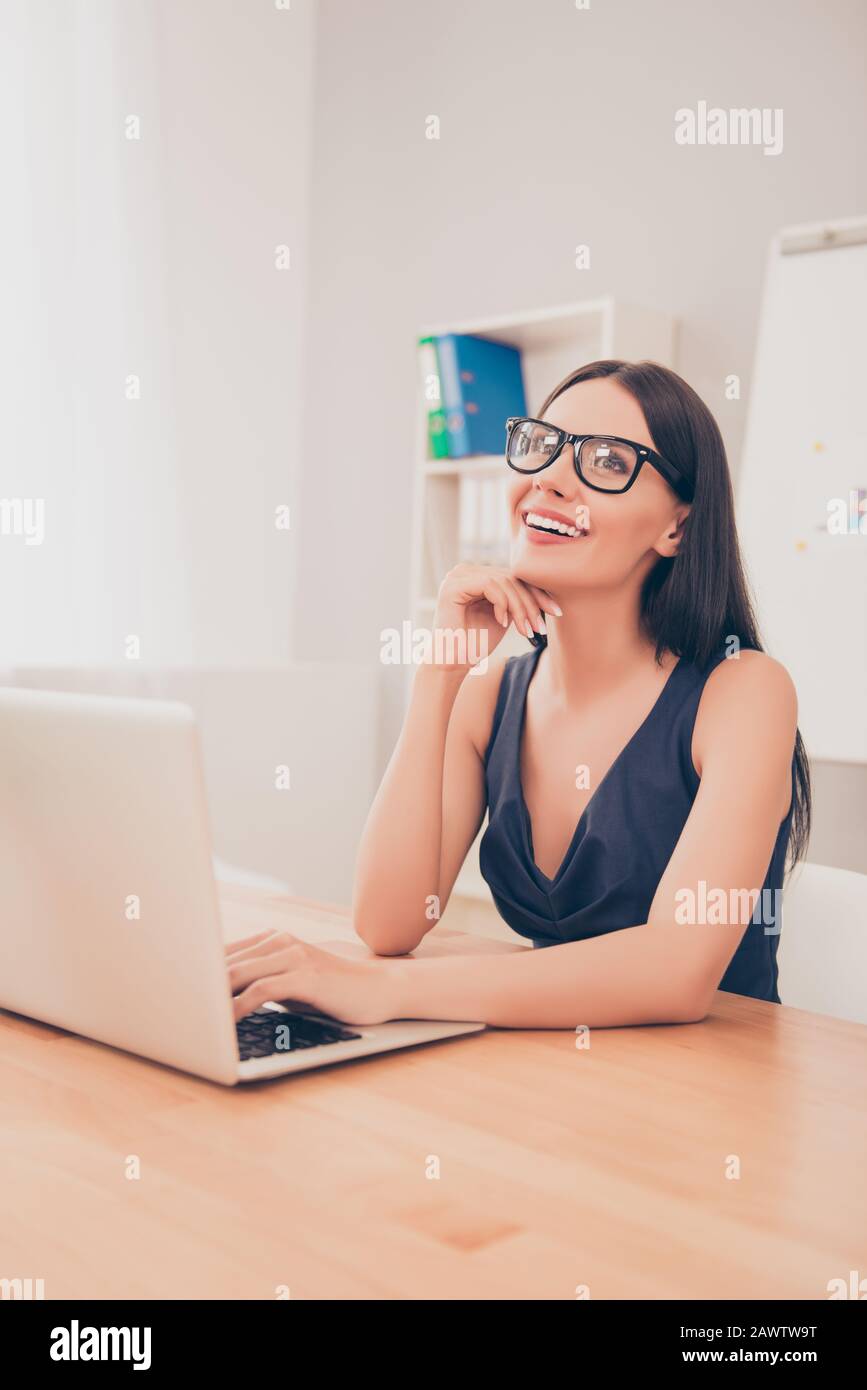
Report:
0,687,485,1085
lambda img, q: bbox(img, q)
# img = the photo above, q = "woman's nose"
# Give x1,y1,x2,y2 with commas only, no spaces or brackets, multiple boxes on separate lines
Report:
533,441,581,497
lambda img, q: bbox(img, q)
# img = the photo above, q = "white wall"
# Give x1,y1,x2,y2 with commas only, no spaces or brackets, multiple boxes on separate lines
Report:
293,0,867,870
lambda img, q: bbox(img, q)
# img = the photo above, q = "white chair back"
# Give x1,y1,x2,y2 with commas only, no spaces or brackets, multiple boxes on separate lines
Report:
779,862,867,1023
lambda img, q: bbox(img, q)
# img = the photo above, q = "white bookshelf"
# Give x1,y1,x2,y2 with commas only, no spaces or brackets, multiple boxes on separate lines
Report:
410,296,678,902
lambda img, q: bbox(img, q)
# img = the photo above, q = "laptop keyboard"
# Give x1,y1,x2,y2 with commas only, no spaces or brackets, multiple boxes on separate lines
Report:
236,1006,363,1061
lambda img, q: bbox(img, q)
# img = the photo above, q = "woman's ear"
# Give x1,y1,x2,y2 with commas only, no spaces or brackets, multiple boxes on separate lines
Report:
654,504,691,559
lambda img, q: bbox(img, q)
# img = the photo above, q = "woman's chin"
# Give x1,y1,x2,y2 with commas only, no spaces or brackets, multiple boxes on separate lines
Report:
511,540,574,583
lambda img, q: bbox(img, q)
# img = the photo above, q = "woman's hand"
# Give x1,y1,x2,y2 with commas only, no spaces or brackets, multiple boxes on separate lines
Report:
226,930,400,1025
431,562,562,670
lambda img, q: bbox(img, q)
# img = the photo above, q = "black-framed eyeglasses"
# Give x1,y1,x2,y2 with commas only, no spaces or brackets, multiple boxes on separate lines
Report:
505,416,694,501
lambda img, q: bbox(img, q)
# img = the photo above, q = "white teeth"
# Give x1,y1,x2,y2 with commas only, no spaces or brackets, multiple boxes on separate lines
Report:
525,510,584,538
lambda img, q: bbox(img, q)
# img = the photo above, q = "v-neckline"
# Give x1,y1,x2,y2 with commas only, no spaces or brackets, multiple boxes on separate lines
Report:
515,647,684,888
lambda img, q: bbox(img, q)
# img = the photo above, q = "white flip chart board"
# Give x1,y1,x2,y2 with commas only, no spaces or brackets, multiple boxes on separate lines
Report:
736,216,867,764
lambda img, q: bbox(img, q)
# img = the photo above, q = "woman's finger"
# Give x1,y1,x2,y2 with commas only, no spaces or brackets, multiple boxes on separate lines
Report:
232,969,310,1022
499,575,545,639
228,942,308,995
484,576,534,637
480,578,514,629
522,582,563,618
223,930,275,957
226,931,301,967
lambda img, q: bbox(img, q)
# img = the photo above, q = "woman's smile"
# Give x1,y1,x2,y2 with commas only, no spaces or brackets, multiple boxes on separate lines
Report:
520,504,589,545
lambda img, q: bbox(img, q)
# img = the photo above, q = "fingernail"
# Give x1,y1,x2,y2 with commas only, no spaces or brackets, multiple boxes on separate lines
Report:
536,617,547,635
550,603,563,617
525,622,535,640
501,614,509,628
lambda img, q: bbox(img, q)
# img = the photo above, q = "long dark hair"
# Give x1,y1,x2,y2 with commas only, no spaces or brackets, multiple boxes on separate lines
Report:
537,359,811,873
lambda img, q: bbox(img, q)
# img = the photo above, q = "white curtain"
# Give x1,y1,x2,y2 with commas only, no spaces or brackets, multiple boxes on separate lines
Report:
2,0,319,671
0,0,195,665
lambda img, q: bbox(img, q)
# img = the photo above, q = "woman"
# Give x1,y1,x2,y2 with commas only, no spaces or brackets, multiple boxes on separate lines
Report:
228,360,811,1028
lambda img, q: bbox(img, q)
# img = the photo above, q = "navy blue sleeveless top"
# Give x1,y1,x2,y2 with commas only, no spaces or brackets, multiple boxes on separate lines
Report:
479,644,795,1004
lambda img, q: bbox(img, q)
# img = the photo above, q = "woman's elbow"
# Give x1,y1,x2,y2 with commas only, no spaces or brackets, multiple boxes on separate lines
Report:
671,981,714,1023
353,913,423,957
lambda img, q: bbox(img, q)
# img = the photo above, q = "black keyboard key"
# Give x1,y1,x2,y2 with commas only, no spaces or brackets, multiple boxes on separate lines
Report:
236,1007,362,1061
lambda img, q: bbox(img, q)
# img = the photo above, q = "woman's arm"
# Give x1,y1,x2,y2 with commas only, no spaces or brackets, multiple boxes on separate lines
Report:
351,662,488,956
352,564,558,956
381,651,799,1027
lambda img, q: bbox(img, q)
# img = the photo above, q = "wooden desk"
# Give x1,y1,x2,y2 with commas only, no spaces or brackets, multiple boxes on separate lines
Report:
1,884,865,1300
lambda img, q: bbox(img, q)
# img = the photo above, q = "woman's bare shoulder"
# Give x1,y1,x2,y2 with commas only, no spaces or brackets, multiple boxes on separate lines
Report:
693,649,798,777
700,648,797,712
